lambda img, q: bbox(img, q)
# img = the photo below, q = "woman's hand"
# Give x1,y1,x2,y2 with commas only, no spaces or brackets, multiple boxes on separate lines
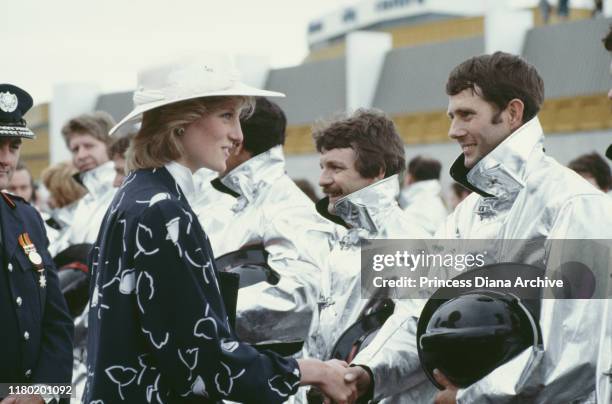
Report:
298,358,358,404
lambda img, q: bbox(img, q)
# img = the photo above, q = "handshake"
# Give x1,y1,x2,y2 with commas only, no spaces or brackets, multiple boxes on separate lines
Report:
298,358,372,404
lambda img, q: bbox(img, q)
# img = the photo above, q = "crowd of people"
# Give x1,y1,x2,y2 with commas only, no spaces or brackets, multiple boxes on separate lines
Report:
1,27,611,404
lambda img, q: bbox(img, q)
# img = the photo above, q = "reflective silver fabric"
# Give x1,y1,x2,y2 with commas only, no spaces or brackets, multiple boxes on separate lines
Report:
435,117,612,403
398,179,448,235
352,299,438,403
192,146,334,345
314,176,406,357
50,161,116,255
597,299,611,403
46,201,79,256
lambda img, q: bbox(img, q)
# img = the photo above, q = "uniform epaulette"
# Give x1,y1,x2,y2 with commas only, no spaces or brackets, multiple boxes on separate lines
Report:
1,191,16,209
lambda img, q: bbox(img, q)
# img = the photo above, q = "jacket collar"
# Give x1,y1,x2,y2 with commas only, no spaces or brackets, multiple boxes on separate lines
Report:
399,179,442,205
450,117,544,198
216,145,286,201
316,175,401,234
165,161,197,206
76,161,116,197
0,192,22,259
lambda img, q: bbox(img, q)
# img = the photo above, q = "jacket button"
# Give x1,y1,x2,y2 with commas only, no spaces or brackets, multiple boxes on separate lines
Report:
24,369,32,378
7,263,13,272
16,297,22,306
23,331,29,341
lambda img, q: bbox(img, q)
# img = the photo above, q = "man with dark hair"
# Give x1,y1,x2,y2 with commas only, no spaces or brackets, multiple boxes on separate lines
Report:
52,112,117,256
431,52,612,403
312,109,433,403
192,98,334,365
568,152,612,193
399,156,448,234
7,161,35,203
0,84,73,403
107,133,135,187
314,109,406,215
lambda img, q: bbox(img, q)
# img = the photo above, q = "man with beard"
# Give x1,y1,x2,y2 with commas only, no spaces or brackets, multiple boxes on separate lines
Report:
312,109,434,403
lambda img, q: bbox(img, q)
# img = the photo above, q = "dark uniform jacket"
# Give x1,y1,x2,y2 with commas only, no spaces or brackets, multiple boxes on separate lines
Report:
84,167,301,403
0,191,74,386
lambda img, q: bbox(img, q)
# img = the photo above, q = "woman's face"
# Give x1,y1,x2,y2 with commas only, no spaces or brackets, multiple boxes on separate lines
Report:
176,99,244,173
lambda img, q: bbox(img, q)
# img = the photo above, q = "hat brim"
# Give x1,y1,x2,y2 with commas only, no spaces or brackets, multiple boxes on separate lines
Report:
0,125,35,139
110,82,285,135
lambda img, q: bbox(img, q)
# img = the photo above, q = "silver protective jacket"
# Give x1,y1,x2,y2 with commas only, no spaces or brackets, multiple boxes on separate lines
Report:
50,161,116,256
312,175,432,404
435,117,612,403
398,179,448,235
192,146,334,345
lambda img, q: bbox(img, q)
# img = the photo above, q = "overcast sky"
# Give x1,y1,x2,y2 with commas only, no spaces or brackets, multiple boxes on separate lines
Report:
2,0,353,103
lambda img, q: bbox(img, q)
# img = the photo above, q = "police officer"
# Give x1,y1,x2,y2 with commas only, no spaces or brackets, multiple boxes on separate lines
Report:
0,84,73,403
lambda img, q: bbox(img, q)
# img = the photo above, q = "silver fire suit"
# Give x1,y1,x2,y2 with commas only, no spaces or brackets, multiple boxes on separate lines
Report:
398,179,448,235
434,117,612,403
50,161,116,255
311,175,430,372
191,145,334,345
192,166,236,237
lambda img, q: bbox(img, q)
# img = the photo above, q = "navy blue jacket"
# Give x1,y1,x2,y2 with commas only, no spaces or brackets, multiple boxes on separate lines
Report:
0,191,73,385
84,167,300,403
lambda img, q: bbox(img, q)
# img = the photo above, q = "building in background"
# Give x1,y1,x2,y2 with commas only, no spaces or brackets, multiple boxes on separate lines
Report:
26,0,612,202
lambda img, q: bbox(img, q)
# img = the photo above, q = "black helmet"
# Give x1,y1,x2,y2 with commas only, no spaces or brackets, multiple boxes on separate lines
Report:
417,289,541,389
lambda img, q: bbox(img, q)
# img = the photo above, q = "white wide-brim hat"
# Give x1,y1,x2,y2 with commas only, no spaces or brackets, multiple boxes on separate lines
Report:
110,52,285,135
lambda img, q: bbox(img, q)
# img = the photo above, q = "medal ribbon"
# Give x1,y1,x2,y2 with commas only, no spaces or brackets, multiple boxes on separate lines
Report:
17,233,43,270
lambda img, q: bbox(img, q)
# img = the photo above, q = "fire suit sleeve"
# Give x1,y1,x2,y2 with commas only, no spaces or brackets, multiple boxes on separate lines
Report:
235,206,333,343
351,299,437,401
457,195,612,403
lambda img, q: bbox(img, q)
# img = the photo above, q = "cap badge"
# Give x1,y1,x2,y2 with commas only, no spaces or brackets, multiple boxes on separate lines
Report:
0,91,18,113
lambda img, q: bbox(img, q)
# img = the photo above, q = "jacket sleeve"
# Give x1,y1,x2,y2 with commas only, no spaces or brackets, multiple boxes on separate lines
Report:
134,201,301,403
235,208,330,343
31,208,75,384
457,195,612,403
351,299,436,401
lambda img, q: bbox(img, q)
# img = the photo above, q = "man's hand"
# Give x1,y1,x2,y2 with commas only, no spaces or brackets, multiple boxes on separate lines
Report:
298,358,357,404
318,359,358,404
433,369,459,404
343,365,372,398
0,395,44,404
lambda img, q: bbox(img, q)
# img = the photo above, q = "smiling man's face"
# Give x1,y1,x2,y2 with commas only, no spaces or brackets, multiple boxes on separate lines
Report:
318,147,380,213
447,88,513,169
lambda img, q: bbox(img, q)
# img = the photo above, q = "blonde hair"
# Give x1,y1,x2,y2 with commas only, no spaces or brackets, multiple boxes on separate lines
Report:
126,96,254,171
41,161,87,208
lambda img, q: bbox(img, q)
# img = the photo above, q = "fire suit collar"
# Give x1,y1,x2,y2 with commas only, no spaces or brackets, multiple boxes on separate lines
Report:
219,145,285,202
399,179,442,206
323,175,401,233
315,197,349,228
165,161,197,206
77,161,116,198
451,117,543,198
